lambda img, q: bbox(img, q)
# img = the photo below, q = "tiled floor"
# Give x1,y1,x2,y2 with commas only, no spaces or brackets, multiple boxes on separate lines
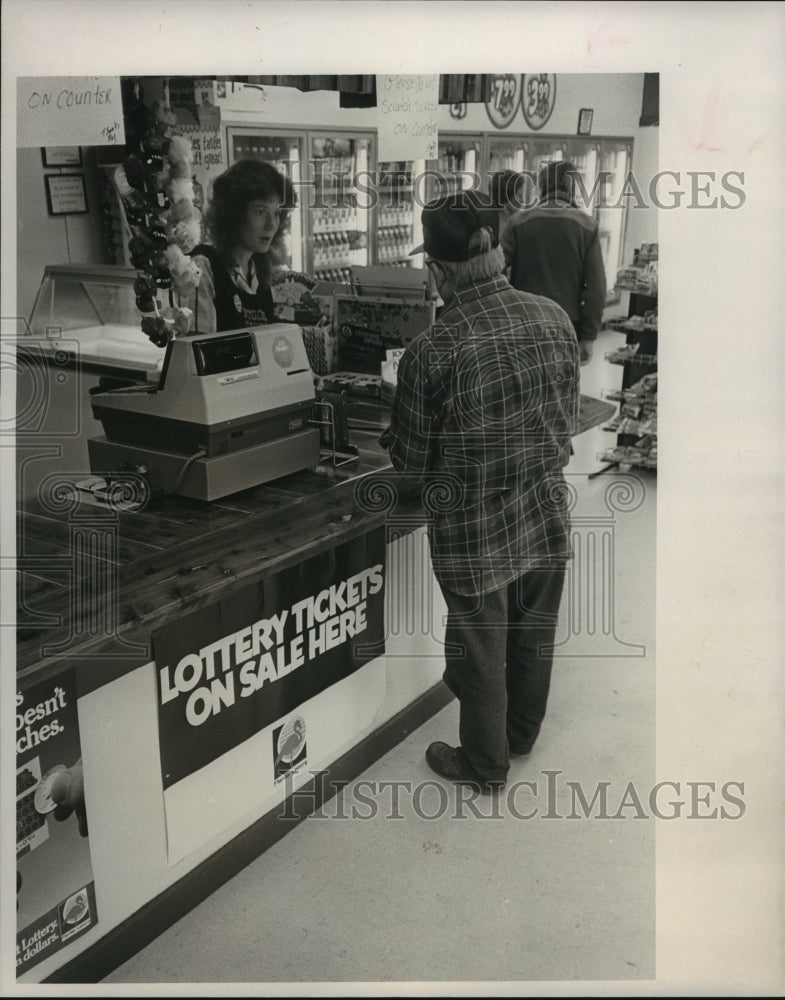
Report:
104,325,657,988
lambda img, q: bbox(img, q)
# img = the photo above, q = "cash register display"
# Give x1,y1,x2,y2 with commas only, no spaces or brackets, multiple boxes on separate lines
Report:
192,332,258,376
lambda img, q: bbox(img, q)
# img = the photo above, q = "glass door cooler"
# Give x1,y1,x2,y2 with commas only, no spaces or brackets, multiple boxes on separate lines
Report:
308,132,374,283
424,135,482,203
374,160,425,268
595,140,633,293
485,136,536,208
225,126,306,272
564,138,603,216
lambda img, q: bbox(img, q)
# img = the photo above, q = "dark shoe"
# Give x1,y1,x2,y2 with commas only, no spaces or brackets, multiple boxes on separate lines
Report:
425,742,505,795
509,743,533,757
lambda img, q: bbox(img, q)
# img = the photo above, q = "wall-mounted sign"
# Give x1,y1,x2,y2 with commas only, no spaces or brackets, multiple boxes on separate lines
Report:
18,76,124,148
577,107,594,135
521,73,557,130
41,147,82,168
449,102,467,120
485,75,523,129
376,75,439,161
44,174,88,216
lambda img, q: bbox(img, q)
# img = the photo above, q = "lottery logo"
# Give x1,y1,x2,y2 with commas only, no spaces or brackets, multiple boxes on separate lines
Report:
273,716,307,779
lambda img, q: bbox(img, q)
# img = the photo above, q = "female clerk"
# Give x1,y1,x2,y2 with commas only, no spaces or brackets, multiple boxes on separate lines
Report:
189,159,296,333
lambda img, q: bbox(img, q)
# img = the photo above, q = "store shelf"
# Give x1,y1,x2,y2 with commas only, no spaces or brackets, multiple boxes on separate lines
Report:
602,418,657,436
605,317,658,335
605,349,658,367
594,247,659,480
598,447,657,470
613,281,658,296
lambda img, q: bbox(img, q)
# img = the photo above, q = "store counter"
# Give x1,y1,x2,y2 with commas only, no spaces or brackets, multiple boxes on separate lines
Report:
15,399,451,984
15,392,613,984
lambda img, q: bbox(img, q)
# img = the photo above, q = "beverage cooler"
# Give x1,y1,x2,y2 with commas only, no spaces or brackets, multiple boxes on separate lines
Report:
309,132,374,282
485,135,536,207
226,127,306,271
424,135,483,203
595,140,632,292
375,160,425,268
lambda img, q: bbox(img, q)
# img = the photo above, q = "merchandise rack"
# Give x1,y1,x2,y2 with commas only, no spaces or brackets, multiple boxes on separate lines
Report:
589,248,658,479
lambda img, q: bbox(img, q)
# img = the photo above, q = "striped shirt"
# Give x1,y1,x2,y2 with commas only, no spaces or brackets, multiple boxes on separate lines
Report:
388,275,579,596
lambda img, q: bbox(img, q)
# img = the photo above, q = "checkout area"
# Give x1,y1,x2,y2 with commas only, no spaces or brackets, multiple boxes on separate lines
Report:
14,258,615,984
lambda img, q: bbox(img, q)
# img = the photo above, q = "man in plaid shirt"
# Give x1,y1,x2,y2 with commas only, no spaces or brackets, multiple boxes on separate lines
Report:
386,189,579,793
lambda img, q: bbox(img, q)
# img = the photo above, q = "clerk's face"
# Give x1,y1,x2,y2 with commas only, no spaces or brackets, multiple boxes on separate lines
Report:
236,197,282,255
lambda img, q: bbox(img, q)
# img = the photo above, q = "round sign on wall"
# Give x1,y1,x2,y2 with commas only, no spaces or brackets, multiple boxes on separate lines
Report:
485,75,523,129
521,73,557,130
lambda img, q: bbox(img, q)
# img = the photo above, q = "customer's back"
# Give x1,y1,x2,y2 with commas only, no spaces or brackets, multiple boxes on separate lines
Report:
501,161,607,344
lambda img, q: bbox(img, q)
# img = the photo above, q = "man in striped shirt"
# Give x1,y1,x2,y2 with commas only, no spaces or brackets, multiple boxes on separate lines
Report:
386,189,579,794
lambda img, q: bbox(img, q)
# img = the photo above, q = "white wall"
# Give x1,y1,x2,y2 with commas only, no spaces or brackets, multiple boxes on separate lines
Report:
17,147,105,322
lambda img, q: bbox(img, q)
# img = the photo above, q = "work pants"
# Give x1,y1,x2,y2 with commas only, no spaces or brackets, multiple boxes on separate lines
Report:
441,565,567,783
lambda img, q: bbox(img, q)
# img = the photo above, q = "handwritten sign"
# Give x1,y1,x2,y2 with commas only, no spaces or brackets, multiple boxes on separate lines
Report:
18,76,125,148
376,75,439,162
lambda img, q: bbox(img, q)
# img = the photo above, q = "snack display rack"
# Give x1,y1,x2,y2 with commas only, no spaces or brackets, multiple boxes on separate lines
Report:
591,245,658,478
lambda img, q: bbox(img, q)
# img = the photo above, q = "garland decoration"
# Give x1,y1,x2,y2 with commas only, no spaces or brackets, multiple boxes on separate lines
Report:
113,81,203,347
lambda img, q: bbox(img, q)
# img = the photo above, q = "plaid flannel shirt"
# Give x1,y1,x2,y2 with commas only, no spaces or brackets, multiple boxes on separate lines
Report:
388,275,579,597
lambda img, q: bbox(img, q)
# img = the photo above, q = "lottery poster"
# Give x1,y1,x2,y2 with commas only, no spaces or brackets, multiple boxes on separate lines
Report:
15,668,98,977
153,528,387,790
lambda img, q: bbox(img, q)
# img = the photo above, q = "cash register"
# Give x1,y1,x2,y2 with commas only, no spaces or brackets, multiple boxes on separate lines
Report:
87,324,321,501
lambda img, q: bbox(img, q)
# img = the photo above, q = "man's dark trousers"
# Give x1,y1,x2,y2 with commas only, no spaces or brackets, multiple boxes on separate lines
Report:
440,564,567,783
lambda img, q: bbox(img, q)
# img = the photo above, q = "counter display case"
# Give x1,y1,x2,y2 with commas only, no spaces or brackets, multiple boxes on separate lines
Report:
27,264,166,375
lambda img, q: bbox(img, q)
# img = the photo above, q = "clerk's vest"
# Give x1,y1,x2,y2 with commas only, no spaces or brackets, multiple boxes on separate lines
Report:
191,244,276,331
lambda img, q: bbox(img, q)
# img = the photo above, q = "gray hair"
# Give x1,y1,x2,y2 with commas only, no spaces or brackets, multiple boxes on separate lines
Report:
432,226,505,288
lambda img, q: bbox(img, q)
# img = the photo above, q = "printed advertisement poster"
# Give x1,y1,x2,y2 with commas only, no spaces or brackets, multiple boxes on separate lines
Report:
16,669,98,976
152,529,386,790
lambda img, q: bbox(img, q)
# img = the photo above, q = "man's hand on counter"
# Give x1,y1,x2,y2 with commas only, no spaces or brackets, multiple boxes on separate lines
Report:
378,426,391,450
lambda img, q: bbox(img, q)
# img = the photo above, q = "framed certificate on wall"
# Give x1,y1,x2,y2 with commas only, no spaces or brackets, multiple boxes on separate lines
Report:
577,108,594,135
44,174,89,216
41,146,82,167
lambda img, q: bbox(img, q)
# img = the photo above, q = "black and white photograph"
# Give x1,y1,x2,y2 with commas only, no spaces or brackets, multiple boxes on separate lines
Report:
2,2,783,996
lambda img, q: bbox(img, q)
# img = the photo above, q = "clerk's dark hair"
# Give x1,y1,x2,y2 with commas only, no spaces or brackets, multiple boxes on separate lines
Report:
204,159,296,277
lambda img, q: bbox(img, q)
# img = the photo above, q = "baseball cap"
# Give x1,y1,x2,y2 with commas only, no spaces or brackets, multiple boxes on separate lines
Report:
409,189,499,262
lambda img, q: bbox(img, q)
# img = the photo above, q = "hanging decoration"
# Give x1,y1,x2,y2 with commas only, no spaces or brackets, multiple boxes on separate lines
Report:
113,80,202,347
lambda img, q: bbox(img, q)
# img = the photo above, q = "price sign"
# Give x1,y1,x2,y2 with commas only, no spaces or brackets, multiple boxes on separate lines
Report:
521,73,557,131
485,75,523,129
